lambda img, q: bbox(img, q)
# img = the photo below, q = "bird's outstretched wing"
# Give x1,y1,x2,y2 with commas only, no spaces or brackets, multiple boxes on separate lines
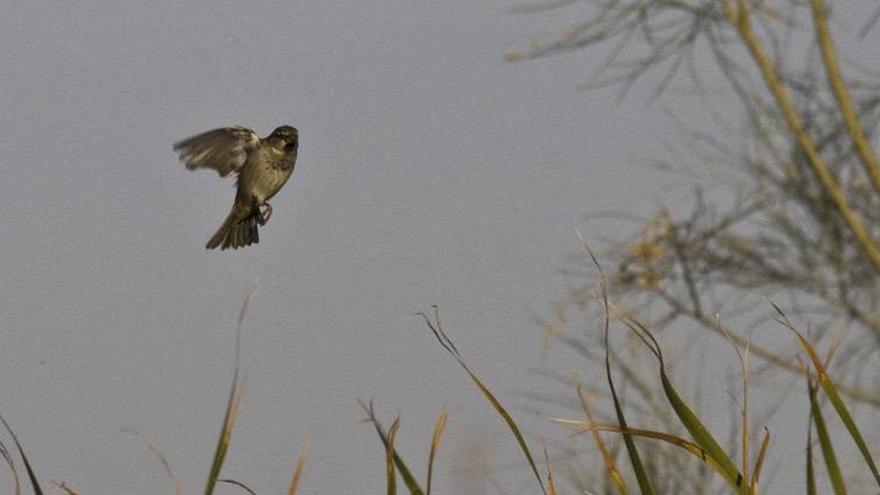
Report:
173,127,260,178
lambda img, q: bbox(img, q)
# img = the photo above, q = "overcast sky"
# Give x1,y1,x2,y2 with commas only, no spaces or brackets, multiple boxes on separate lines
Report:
1,1,878,493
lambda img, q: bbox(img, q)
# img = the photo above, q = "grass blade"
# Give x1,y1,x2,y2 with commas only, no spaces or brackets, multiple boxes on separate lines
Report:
287,438,310,495
576,386,628,495
543,446,557,495
50,481,79,495
426,409,447,495
575,232,654,495
122,427,183,495
420,306,546,494
359,401,424,495
806,402,817,495
658,361,744,490
0,412,43,495
772,303,880,487
809,379,846,495
0,439,21,495
218,479,256,494
613,308,744,491
554,418,737,485
717,323,752,489
204,289,253,495
204,381,244,495
386,417,400,495
750,428,770,493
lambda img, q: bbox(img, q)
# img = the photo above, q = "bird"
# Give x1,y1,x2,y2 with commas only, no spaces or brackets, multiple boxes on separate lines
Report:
173,125,298,250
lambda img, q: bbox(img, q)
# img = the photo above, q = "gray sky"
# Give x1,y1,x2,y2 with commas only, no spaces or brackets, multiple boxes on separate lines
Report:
1,1,876,493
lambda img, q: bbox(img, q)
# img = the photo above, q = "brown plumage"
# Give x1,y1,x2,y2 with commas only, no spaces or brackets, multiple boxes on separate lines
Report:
173,125,298,250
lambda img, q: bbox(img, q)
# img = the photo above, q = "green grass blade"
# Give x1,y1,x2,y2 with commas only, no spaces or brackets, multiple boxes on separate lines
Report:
773,304,880,487
204,289,253,495
421,307,547,495
612,306,744,491
658,372,743,490
610,362,654,495
611,305,744,491
822,379,877,480
577,233,654,495
816,373,880,485
809,381,846,495
577,387,629,495
806,408,817,495
459,364,547,494
554,419,736,484
203,378,243,495
359,401,425,495
0,412,43,495
386,418,400,495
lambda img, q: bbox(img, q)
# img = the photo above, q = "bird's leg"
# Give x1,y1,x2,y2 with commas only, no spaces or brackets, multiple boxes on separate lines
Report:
258,202,273,225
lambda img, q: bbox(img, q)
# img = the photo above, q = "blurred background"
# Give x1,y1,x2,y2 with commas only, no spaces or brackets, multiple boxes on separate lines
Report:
1,1,879,493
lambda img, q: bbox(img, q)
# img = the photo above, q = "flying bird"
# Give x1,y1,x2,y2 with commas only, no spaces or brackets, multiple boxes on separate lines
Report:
174,125,298,250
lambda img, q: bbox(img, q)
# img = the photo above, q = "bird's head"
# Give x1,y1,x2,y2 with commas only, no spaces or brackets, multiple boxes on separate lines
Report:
269,125,298,152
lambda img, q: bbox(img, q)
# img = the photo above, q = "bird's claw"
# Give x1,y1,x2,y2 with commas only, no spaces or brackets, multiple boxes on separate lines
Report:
258,203,273,226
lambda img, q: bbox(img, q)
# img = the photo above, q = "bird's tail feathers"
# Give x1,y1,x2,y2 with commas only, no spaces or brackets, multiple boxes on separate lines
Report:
206,207,260,250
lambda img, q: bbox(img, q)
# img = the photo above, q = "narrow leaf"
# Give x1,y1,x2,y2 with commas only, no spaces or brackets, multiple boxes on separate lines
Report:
773,304,880,487
218,479,256,494
659,371,743,489
0,439,21,495
50,481,79,495
809,380,846,495
553,418,736,484
359,400,425,495
613,308,744,490
577,387,628,495
426,409,448,495
806,405,817,495
386,418,400,495
750,428,770,493
543,446,557,495
421,307,546,494
287,438,310,495
0,412,43,495
123,427,183,495
204,289,253,495
576,231,654,495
